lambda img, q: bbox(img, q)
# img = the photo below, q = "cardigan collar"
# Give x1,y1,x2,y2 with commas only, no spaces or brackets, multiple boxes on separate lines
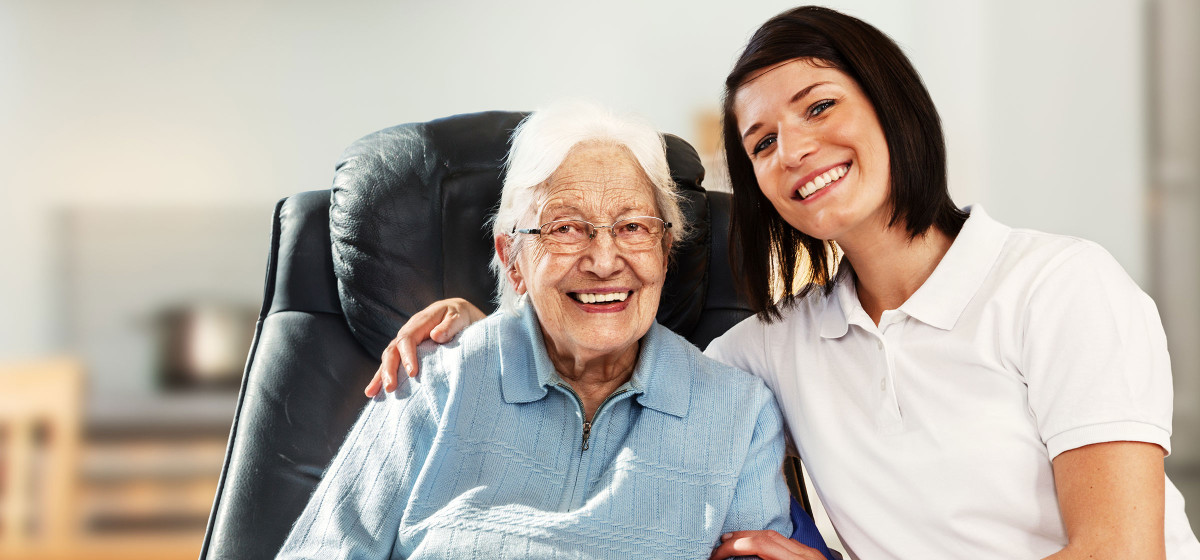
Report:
499,303,690,418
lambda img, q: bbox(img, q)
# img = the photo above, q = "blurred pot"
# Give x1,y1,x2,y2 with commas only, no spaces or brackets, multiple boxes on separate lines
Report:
154,303,256,390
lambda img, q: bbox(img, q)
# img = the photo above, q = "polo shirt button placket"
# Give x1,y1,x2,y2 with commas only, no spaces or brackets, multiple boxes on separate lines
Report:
873,337,887,394
874,337,886,392
878,318,905,433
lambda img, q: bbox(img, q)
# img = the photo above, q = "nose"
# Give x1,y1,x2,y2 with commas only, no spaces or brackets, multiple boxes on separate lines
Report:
776,122,817,170
579,229,625,277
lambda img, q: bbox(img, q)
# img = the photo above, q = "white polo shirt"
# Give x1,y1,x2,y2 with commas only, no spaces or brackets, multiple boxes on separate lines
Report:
706,206,1200,559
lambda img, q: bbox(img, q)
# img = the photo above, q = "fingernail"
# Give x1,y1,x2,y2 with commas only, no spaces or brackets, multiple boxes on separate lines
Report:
403,361,412,375
721,533,732,541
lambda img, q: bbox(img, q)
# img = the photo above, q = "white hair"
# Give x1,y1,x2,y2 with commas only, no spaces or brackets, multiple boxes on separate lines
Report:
490,102,689,315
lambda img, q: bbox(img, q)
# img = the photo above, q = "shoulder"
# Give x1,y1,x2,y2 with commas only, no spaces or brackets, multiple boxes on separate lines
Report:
1000,229,1128,282
654,325,777,412
991,229,1147,306
705,288,830,372
411,311,506,390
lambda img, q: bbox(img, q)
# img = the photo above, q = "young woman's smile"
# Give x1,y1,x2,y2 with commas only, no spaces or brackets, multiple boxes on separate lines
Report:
733,58,892,246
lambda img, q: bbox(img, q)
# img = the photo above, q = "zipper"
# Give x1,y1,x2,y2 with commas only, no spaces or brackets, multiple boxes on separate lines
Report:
581,421,592,451
556,384,629,453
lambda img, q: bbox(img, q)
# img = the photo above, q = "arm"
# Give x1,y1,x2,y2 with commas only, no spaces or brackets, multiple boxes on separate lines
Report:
1022,244,1173,559
279,378,440,558
711,531,830,560
710,392,828,560
1041,441,1166,560
365,298,485,396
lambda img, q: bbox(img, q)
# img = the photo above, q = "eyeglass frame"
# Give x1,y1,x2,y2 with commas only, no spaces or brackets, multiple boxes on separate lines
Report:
510,216,673,254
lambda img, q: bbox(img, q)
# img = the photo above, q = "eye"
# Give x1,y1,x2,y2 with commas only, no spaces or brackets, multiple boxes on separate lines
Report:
620,221,645,233
807,99,835,118
553,221,587,236
751,134,777,156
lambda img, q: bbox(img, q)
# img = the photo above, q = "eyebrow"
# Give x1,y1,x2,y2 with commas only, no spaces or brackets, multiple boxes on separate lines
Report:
740,81,833,143
539,203,582,219
539,201,647,222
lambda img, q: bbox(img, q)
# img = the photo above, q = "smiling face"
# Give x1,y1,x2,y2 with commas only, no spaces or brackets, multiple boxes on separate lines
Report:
733,58,892,246
497,141,669,369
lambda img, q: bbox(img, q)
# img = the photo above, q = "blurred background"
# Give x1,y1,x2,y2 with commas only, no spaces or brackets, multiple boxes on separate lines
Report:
0,0,1196,558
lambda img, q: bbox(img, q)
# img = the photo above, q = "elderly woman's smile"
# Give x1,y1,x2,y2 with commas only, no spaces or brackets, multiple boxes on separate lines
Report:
501,141,669,377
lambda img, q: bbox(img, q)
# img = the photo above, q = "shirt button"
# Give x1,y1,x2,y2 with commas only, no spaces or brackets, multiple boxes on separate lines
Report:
876,340,883,350
880,378,887,391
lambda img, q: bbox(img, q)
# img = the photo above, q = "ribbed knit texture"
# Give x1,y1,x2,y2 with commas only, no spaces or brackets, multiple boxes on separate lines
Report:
277,304,792,559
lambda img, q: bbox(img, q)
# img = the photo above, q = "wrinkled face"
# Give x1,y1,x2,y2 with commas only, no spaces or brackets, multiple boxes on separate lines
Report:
733,58,892,245
500,142,669,364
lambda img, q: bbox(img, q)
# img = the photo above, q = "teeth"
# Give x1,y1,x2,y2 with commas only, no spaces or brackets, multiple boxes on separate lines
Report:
798,165,848,199
576,292,628,304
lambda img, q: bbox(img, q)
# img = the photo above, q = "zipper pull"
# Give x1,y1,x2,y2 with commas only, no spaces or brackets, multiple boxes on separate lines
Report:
581,421,592,452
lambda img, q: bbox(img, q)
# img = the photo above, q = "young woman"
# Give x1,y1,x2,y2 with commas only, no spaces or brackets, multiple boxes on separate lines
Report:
367,6,1200,559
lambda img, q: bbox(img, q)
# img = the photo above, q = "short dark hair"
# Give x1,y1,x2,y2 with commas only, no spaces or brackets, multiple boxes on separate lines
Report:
721,5,966,320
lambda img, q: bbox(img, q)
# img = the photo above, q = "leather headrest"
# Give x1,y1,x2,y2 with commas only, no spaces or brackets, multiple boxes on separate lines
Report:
329,111,712,356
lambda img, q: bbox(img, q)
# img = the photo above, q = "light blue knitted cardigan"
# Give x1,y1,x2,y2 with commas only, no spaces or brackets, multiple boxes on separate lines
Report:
278,304,791,559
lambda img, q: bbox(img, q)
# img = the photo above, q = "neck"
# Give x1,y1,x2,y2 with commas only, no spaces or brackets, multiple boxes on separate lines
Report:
838,223,954,325
542,333,639,421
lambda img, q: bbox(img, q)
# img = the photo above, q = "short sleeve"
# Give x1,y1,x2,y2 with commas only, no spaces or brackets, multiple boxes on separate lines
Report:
1021,242,1173,459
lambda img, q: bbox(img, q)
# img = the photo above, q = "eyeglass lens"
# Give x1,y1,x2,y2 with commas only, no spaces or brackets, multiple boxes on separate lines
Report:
537,217,666,253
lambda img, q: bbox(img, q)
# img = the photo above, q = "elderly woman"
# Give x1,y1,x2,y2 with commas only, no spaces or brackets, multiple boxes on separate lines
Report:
276,103,829,559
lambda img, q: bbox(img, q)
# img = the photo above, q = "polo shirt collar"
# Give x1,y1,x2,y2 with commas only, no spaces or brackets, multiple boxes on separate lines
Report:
820,266,854,339
900,205,1010,330
498,303,688,418
819,205,1010,335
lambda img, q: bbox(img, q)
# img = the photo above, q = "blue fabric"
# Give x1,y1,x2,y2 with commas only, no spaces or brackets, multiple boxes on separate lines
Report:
278,304,792,559
789,497,836,559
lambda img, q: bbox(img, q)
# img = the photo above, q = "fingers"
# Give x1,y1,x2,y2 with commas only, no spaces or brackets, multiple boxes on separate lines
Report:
390,306,445,380
397,333,420,378
367,298,489,394
428,298,485,343
428,310,457,343
710,530,825,560
379,340,401,387
363,369,383,398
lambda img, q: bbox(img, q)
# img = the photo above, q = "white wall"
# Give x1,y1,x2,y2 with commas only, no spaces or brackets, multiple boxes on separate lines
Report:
0,0,1162,404
0,0,889,358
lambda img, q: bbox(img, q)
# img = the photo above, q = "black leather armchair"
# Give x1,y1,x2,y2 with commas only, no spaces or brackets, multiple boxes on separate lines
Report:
198,111,763,559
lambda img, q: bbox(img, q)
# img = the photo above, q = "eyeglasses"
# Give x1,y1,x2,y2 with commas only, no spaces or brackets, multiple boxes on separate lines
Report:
512,216,671,254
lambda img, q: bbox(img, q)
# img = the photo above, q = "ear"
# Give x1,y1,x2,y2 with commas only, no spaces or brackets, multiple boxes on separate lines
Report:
495,234,527,295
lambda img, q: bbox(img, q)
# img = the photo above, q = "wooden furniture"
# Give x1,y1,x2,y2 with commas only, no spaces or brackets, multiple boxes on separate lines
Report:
0,358,83,559
1,359,227,560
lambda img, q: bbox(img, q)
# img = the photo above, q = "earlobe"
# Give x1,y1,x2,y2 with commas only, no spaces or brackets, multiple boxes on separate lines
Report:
495,234,527,295
508,267,527,295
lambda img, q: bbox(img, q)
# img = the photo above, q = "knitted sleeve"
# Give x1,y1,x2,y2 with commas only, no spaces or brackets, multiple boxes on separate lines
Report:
276,370,445,559
720,387,792,538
